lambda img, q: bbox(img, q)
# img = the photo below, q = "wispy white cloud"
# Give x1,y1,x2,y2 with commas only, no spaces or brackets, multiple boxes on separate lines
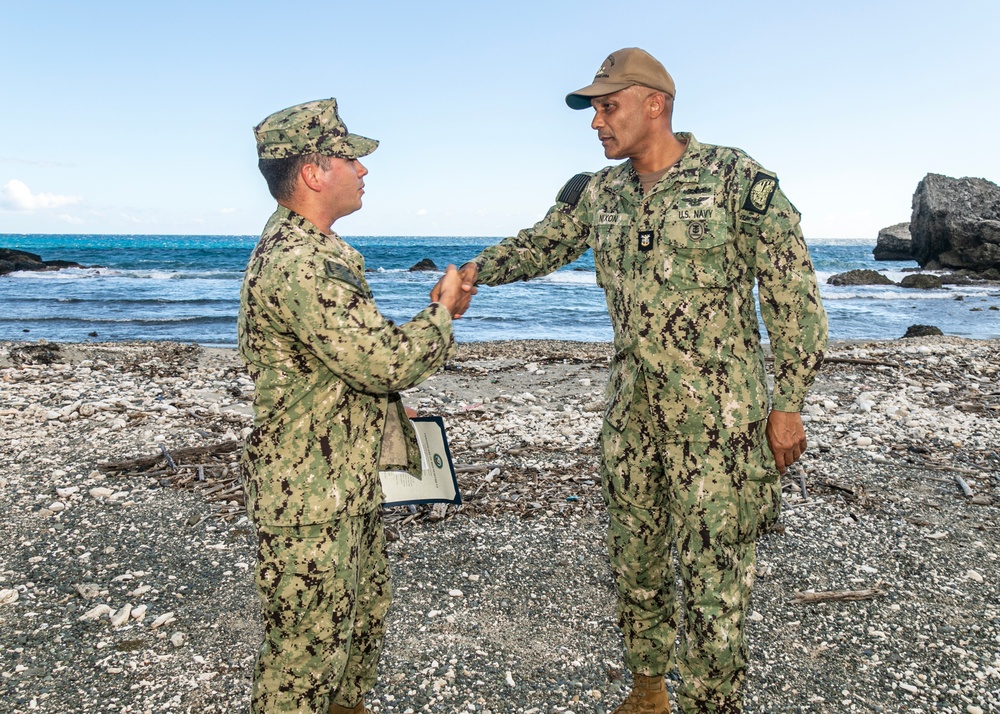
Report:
416,208,429,216
1,179,83,211
117,211,148,225
219,207,237,214
0,157,76,168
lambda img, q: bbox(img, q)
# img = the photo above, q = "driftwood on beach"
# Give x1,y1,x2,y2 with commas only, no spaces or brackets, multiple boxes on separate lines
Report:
97,440,242,474
791,582,888,604
97,440,246,520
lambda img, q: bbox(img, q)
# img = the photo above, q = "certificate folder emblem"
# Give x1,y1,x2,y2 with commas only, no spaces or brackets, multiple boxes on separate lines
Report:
380,416,461,507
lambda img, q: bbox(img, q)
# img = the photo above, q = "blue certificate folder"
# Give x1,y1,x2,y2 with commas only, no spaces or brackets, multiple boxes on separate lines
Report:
379,416,461,508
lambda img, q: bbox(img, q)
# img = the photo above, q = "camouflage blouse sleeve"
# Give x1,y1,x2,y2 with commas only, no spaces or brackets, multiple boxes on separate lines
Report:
739,167,829,412
282,254,455,395
472,175,595,285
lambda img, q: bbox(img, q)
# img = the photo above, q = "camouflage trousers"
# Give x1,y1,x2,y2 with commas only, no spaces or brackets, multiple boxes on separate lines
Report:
251,510,391,714
600,377,780,713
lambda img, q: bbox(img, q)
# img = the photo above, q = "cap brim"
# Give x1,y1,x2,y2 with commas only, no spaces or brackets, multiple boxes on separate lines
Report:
337,134,379,159
565,81,635,109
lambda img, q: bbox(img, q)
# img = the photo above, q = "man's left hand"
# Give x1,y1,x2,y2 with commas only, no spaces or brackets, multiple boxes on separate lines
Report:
766,410,807,475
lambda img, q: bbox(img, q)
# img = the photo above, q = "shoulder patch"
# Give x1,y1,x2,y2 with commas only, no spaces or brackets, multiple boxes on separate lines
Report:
557,173,593,208
743,171,778,215
324,260,365,291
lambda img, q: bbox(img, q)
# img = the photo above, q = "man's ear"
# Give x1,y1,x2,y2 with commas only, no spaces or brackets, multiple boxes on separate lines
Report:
300,161,324,192
648,92,666,118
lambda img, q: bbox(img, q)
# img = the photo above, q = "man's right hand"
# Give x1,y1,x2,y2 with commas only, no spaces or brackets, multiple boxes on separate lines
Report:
430,264,475,319
457,262,478,294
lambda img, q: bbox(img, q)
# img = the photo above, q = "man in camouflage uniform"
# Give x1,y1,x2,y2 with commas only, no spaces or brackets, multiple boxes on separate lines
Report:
239,98,471,714
446,49,827,712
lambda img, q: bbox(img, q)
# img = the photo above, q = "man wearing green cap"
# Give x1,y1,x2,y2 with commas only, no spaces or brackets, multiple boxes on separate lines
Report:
239,98,472,714
439,49,827,712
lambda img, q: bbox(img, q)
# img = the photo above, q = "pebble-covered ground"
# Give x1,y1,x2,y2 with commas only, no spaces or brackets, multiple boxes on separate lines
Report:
0,338,997,714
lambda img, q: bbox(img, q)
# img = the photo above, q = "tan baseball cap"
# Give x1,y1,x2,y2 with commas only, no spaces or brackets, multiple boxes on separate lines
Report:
566,48,675,110
254,98,378,160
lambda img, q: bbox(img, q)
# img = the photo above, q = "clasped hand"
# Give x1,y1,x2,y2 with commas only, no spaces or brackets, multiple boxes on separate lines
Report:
430,263,478,319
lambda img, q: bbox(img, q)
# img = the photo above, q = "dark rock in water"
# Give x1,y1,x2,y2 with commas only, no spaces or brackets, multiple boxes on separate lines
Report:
902,324,944,338
0,248,85,276
899,274,943,289
873,223,913,261
827,269,895,286
409,258,438,272
0,248,43,262
0,248,44,275
910,173,1000,273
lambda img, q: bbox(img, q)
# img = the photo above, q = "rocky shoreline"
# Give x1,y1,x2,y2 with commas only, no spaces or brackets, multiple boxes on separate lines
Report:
1,338,998,713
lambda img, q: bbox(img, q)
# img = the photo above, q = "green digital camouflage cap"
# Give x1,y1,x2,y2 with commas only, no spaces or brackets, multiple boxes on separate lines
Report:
566,48,675,110
254,98,378,160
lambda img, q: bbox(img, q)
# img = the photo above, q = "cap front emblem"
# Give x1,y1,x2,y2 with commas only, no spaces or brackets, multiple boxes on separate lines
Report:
595,54,615,79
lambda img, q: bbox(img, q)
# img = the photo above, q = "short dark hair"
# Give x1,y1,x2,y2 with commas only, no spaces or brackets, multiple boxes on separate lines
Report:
257,153,331,201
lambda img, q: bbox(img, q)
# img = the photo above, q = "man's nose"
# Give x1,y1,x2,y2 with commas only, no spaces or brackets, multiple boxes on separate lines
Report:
591,111,603,130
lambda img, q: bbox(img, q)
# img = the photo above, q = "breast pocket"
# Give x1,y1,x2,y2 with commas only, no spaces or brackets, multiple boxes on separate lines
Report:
658,219,735,290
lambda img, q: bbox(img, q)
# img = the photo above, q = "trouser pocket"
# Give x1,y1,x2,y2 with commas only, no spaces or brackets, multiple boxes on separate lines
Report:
734,420,781,543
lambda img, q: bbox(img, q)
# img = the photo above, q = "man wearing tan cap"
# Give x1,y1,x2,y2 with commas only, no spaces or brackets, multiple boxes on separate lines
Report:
239,98,471,714
441,49,827,712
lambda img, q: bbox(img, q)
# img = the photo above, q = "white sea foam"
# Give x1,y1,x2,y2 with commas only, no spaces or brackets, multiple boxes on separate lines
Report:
7,268,113,279
7,267,236,281
538,271,598,285
806,237,877,246
819,289,988,301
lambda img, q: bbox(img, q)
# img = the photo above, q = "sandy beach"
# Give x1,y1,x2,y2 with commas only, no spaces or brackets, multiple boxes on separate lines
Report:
1,337,998,714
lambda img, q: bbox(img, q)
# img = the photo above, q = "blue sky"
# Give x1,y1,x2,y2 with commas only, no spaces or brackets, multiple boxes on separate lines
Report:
2,0,998,241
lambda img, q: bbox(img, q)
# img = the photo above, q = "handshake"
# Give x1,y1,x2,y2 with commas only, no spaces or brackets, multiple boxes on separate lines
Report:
429,262,479,320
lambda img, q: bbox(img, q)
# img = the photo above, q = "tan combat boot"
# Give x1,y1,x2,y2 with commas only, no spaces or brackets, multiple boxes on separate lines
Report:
612,674,670,714
329,701,369,714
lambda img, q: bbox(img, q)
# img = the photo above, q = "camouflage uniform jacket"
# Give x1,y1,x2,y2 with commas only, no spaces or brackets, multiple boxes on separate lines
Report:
473,133,827,433
238,206,455,526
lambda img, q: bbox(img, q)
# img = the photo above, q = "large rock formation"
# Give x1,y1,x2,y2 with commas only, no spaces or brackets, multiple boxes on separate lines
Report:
0,248,85,276
910,173,1000,273
873,222,912,261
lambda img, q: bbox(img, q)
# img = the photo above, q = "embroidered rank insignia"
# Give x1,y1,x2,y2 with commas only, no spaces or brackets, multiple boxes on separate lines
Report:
743,172,778,214
638,230,654,253
324,260,365,291
557,173,593,208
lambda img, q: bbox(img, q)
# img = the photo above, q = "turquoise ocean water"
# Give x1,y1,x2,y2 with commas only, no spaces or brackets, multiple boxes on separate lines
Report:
1,234,998,347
